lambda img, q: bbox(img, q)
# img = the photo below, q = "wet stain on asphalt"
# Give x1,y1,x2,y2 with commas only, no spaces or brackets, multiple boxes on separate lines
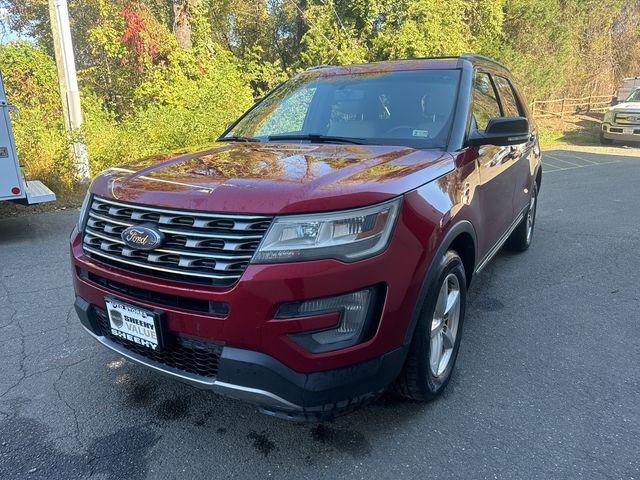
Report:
88,425,162,479
247,431,277,458
310,424,371,458
0,416,160,480
154,396,191,421
473,296,504,312
124,381,156,407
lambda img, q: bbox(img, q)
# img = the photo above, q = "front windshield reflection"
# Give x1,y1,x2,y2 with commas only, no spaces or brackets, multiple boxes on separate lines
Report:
224,69,461,150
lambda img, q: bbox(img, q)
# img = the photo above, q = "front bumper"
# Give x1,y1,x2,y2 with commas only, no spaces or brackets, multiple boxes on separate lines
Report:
75,296,406,420
602,123,640,142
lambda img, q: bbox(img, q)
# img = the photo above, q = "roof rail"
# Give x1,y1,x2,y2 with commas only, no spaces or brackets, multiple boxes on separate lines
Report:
396,55,462,62
391,54,509,70
307,64,334,71
459,54,509,70
303,55,510,72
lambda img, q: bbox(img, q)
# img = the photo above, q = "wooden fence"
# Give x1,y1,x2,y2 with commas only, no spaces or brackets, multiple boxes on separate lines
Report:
530,95,614,118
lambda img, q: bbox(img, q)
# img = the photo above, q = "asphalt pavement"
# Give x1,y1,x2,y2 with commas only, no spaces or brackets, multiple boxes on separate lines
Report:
0,149,638,480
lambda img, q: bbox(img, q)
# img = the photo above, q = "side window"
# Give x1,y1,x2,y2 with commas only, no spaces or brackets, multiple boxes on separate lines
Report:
472,72,501,131
494,76,523,117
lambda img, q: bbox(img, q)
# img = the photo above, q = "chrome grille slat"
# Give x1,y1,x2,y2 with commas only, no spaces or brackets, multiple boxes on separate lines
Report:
93,196,270,220
87,213,258,251
615,112,640,125
87,212,264,240
84,227,253,260
82,197,272,286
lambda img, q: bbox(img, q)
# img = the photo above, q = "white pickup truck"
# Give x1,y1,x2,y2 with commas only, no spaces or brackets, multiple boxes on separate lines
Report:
0,71,56,205
601,87,640,145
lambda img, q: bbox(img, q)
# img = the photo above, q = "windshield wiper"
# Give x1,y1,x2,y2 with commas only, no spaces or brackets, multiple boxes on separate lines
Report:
267,134,367,145
218,135,261,143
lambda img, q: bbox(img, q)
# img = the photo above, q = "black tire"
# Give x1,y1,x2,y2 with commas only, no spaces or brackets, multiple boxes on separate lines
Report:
600,132,614,145
393,250,467,401
505,183,538,252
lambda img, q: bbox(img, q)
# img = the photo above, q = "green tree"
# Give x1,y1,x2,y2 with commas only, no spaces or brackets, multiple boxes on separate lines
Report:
371,0,472,59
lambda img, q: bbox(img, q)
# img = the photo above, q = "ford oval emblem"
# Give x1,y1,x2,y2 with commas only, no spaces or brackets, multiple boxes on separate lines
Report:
121,224,164,251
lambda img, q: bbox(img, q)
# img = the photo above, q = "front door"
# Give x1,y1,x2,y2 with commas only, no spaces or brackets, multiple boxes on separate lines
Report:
493,75,535,216
470,71,518,258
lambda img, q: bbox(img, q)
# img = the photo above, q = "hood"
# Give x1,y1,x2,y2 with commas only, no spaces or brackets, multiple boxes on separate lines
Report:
610,101,640,112
91,142,454,214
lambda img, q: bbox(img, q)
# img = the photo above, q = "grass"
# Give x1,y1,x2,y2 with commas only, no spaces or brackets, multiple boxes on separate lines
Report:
537,113,602,149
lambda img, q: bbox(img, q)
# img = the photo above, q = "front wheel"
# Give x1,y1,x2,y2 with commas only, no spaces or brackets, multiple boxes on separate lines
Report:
506,183,538,252
393,251,467,401
600,132,614,145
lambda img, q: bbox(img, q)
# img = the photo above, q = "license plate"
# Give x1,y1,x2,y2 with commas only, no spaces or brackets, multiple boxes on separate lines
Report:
623,128,635,135
105,298,162,350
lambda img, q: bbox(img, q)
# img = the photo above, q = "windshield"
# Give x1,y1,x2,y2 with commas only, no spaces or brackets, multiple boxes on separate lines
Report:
626,89,640,102
223,69,461,149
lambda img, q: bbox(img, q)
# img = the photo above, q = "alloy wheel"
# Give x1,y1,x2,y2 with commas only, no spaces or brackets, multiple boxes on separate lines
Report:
429,273,461,377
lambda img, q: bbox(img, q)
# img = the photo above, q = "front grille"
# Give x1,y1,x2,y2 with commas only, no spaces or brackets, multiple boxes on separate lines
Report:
79,269,229,316
614,112,640,126
82,196,272,286
95,308,222,378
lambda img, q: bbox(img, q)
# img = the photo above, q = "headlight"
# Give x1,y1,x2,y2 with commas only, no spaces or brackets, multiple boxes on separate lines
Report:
604,110,615,123
252,198,402,264
77,191,92,232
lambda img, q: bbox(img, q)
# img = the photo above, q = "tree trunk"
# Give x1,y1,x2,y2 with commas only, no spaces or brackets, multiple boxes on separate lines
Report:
173,0,192,49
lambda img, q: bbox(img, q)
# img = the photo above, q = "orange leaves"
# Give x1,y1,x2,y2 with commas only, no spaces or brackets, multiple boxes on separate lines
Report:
119,4,163,71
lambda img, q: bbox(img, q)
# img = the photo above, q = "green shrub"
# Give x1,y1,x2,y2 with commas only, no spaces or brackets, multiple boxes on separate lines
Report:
83,46,254,175
0,42,75,193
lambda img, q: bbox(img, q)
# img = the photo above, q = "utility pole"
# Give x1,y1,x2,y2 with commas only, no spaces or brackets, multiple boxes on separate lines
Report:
48,0,89,181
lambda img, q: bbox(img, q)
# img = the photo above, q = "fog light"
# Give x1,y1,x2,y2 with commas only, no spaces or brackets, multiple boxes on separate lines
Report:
276,286,382,353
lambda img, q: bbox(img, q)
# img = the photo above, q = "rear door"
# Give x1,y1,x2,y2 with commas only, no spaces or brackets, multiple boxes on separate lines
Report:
470,70,517,257
493,75,534,216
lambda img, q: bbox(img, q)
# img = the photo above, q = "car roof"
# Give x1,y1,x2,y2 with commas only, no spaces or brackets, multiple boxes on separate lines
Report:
302,54,511,77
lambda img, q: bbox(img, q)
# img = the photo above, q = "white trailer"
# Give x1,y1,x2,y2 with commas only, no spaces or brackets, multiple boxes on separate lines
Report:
0,71,56,205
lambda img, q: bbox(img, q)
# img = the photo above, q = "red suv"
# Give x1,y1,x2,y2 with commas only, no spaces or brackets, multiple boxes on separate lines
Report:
71,55,541,421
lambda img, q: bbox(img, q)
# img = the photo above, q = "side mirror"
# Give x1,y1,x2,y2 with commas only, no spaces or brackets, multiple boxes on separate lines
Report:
468,117,529,147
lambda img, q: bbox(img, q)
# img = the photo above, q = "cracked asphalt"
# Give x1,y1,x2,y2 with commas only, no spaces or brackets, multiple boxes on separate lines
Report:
1,149,639,480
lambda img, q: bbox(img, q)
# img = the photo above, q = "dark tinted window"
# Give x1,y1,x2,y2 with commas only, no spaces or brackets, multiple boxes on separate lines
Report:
472,72,501,131
225,69,461,149
494,76,522,117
